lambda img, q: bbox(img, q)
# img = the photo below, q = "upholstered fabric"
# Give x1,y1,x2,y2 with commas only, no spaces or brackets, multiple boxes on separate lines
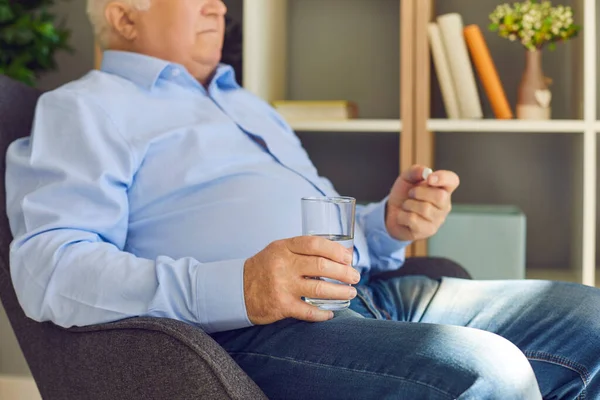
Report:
372,256,472,282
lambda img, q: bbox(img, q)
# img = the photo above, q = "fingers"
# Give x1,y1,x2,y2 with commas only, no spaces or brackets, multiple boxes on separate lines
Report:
401,164,430,184
407,186,451,211
426,170,460,194
299,278,358,301
400,165,460,193
287,300,335,322
395,210,437,239
299,256,361,284
401,199,442,222
287,236,352,265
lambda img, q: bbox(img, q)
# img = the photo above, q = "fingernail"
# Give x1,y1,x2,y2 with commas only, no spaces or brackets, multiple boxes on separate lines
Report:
408,189,415,198
349,287,357,298
328,312,334,319
352,270,361,283
429,175,439,184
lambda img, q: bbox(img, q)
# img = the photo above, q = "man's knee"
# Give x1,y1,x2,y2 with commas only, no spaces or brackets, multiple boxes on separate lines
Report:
461,329,541,399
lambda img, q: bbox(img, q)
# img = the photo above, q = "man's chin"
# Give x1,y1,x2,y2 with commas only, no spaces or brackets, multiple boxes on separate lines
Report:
196,51,223,66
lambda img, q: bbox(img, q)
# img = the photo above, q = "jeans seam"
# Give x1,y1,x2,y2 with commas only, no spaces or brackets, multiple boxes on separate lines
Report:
377,284,396,320
230,351,457,399
360,286,394,320
524,350,589,400
356,287,384,319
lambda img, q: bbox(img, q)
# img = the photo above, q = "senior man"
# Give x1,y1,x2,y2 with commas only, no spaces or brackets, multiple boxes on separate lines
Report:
6,0,600,399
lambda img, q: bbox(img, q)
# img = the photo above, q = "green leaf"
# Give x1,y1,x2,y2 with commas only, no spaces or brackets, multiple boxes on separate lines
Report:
0,4,14,23
489,23,499,31
36,21,56,38
9,68,35,86
12,28,35,45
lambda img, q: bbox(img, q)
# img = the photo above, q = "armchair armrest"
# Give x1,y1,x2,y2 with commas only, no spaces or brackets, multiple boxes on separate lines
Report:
37,317,267,400
371,257,472,282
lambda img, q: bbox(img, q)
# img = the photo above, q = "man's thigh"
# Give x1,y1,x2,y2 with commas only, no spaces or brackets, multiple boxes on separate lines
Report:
390,276,600,354
211,309,540,400
369,275,600,398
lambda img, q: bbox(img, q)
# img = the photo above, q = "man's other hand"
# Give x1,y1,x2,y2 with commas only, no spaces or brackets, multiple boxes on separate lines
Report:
386,165,460,242
243,236,360,325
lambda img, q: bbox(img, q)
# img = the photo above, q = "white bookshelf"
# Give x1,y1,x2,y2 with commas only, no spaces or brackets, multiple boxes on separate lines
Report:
239,0,599,287
428,119,587,133
242,0,287,103
581,0,597,287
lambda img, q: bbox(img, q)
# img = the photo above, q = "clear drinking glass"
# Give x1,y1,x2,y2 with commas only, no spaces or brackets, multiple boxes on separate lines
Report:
301,196,356,311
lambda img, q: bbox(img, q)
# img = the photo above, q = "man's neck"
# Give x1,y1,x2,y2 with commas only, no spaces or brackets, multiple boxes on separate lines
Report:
104,43,217,88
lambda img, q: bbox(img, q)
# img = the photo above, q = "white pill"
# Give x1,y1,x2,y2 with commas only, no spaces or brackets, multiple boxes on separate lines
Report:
422,168,433,181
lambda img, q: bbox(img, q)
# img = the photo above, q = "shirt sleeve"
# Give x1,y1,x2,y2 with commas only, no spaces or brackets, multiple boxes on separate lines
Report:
6,89,252,334
356,198,412,273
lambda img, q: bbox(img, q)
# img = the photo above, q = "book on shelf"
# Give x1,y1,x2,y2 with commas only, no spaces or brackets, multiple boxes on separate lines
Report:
427,22,461,120
436,13,483,120
271,100,358,121
429,13,513,120
463,25,513,120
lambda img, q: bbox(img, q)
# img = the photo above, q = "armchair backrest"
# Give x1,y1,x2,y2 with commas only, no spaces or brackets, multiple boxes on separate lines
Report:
0,74,48,384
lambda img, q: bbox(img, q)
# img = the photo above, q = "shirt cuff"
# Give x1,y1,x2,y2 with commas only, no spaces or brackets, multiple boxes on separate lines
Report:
359,197,411,262
197,259,253,333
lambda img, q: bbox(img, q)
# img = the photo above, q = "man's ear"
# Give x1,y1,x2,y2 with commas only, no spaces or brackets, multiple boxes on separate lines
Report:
105,1,139,42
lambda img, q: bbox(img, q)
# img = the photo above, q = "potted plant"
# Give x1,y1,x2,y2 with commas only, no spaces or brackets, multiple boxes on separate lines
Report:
489,1,581,120
0,0,72,86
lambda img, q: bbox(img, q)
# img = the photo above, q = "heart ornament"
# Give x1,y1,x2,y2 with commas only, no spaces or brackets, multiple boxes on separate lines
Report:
535,90,552,109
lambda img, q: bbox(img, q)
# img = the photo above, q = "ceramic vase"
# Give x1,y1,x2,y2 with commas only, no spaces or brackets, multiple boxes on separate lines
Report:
516,49,552,120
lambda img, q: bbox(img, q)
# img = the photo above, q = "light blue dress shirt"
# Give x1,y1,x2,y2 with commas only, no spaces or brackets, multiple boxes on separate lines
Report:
6,50,409,333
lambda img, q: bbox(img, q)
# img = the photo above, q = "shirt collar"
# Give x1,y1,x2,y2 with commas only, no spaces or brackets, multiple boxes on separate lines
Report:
100,50,240,91
212,64,239,90
100,50,170,90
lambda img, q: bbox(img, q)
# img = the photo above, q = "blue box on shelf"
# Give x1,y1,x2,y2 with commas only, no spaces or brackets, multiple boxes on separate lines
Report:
428,204,527,280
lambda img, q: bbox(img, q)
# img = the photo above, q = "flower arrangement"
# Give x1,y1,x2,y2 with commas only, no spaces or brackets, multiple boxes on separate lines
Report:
489,1,581,51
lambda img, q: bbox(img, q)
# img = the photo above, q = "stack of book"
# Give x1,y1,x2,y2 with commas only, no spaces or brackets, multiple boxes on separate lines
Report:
428,13,513,120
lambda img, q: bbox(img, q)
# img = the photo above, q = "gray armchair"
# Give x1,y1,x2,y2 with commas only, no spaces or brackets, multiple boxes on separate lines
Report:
0,74,471,399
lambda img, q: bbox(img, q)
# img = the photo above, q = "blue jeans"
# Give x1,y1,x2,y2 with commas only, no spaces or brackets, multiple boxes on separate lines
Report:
211,275,600,399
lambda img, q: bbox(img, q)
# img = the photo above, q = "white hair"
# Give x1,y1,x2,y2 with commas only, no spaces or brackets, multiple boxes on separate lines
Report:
87,0,151,48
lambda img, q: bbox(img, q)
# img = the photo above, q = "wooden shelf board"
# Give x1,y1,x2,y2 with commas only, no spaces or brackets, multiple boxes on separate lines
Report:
289,119,402,132
428,119,586,133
